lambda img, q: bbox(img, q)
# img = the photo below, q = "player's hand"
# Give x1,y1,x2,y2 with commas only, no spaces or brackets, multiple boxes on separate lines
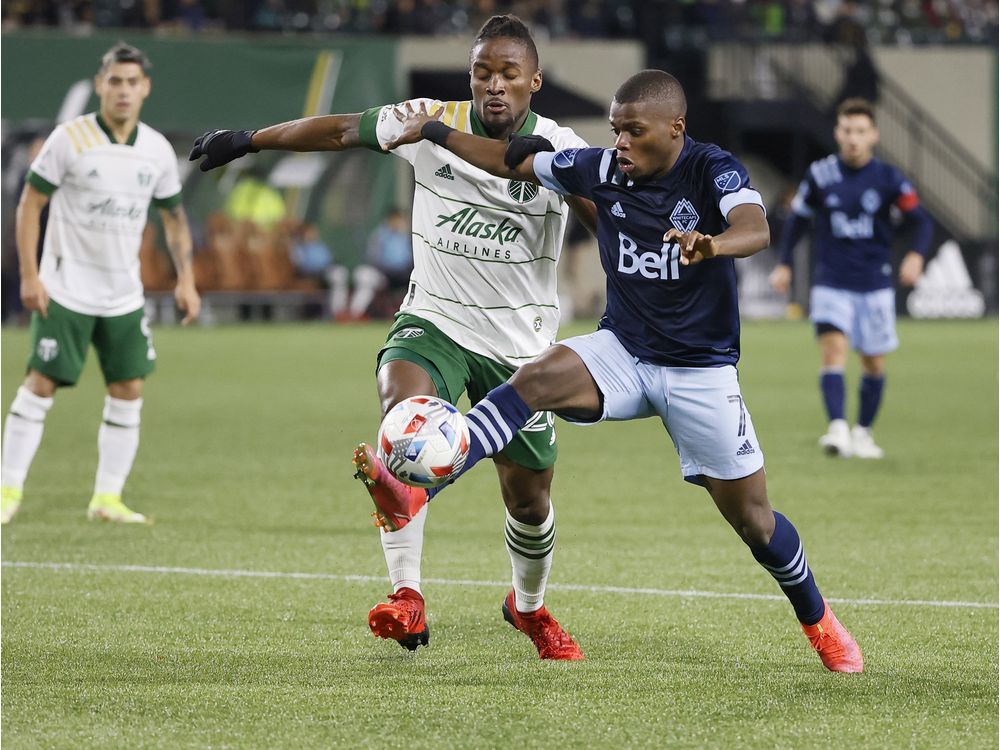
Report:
174,278,201,326
664,228,719,266
504,134,554,169
899,250,925,287
383,102,442,151
21,276,49,318
188,130,259,172
769,263,792,294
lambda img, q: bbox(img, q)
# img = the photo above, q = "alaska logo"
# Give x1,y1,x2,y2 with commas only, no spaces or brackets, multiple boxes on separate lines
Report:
669,199,699,232
87,197,144,220
507,180,538,204
435,208,524,245
713,170,741,192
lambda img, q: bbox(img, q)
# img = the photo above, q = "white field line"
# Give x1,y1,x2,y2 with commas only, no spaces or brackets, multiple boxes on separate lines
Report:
3,560,997,610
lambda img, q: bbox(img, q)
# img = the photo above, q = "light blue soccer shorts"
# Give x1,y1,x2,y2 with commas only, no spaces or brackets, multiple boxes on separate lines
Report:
810,285,899,356
559,329,765,484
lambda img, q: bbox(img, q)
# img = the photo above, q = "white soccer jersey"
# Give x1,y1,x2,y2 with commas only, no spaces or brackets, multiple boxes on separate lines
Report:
27,113,182,316
359,99,588,368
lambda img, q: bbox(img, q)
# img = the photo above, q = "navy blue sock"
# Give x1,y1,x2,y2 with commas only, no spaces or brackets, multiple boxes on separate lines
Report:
819,369,845,422
426,383,532,500
750,511,825,625
858,374,885,428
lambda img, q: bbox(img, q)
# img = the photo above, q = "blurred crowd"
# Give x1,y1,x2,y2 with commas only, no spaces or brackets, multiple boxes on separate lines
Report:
3,0,997,44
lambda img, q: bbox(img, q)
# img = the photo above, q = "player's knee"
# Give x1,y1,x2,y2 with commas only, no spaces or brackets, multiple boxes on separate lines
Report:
503,490,550,525
735,504,775,547
24,371,57,398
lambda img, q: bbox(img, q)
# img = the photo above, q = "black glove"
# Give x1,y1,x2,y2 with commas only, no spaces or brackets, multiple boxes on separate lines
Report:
188,129,259,172
504,133,554,170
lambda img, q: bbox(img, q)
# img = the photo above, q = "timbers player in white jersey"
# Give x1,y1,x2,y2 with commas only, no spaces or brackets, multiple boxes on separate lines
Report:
1,42,200,526
190,15,595,659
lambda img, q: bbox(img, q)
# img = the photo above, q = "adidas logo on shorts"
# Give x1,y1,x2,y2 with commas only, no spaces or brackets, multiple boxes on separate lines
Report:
736,439,756,456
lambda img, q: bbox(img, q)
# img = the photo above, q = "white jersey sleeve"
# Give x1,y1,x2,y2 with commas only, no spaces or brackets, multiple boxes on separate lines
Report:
151,133,182,206
27,125,74,194
358,98,445,165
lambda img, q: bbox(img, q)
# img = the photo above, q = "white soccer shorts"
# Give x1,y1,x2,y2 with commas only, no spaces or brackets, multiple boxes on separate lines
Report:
559,328,765,484
810,285,899,355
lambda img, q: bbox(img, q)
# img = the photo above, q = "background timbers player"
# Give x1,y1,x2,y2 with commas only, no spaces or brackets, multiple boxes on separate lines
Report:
364,69,864,673
189,15,594,660
770,98,933,459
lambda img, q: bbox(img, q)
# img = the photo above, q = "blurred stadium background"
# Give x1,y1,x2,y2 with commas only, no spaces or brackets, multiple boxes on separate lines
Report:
1,0,997,326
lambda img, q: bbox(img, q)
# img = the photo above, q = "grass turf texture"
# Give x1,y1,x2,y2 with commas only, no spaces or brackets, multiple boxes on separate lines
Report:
2,319,997,749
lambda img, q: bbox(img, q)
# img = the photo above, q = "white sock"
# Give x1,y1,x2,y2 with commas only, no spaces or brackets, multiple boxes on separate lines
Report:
2,386,54,491
326,265,348,316
505,504,555,613
349,265,384,318
380,501,427,595
94,396,142,496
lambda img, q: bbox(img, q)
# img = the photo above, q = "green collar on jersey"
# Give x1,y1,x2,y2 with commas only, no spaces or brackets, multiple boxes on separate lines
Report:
469,107,538,140
95,113,138,146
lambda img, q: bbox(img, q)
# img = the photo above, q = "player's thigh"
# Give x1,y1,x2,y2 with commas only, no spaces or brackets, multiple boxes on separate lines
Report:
856,288,898,356
376,314,472,408
810,285,856,345
659,365,765,485
555,329,653,424
26,300,95,387
92,307,156,385
466,351,557,473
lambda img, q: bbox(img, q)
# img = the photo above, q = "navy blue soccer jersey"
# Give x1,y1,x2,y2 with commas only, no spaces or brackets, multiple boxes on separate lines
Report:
789,155,921,292
533,136,765,367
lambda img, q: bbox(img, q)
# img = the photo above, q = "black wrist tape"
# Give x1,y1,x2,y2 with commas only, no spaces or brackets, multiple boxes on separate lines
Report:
421,120,454,147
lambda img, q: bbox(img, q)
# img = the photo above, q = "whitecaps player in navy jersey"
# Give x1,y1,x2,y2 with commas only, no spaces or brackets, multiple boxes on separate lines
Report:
770,98,933,459
357,70,863,673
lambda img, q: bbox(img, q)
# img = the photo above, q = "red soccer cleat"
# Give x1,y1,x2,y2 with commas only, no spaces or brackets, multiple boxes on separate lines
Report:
501,591,585,661
368,587,430,651
801,599,864,673
352,442,428,531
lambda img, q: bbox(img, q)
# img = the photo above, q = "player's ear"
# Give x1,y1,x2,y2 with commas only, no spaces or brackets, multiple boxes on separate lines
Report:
672,115,686,137
530,69,542,94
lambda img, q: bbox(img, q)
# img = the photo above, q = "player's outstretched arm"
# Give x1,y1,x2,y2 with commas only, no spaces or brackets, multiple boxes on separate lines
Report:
665,204,770,266
384,103,541,184
189,114,364,172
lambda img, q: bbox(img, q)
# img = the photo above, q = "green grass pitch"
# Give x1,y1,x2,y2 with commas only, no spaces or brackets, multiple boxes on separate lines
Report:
2,318,997,748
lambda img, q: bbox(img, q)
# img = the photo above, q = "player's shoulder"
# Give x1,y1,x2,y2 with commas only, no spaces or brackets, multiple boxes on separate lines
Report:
531,112,589,150
807,153,842,188
869,157,906,183
135,122,176,159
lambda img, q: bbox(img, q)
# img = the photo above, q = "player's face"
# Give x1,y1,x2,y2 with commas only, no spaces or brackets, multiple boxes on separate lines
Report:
469,38,541,139
835,114,879,167
94,62,150,126
609,99,685,182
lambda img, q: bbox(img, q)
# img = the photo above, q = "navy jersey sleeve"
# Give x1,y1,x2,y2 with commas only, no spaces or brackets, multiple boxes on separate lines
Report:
532,147,607,200
706,153,765,221
789,172,821,218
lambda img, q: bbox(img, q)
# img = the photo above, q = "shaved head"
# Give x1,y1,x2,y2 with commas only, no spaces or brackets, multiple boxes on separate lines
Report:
613,70,687,117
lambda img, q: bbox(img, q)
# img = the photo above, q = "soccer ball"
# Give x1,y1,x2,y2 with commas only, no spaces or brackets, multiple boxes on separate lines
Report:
376,396,470,488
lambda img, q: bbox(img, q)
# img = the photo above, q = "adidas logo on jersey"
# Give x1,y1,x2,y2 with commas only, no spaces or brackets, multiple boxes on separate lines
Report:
611,201,626,218
906,240,985,319
435,164,454,180
736,439,756,456
88,169,100,178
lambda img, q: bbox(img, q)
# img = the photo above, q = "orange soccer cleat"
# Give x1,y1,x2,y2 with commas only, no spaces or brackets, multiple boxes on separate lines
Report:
352,443,428,532
501,591,585,661
801,599,864,673
368,587,430,651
